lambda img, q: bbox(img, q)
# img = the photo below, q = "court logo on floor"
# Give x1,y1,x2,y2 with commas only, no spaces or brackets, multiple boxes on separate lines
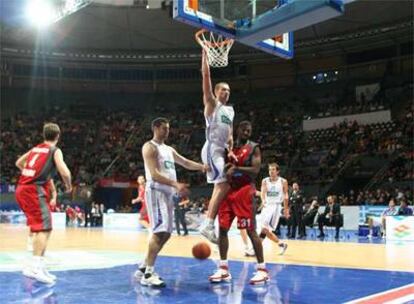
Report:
0,250,141,272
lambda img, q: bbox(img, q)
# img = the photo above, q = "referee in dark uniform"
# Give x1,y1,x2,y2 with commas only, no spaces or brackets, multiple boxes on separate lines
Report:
289,183,305,239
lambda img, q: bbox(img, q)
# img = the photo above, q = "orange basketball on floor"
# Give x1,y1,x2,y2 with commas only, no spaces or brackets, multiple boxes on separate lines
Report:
192,242,211,260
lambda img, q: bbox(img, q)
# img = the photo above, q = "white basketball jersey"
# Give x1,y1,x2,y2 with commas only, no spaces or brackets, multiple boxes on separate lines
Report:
264,177,284,204
144,140,177,192
205,101,235,147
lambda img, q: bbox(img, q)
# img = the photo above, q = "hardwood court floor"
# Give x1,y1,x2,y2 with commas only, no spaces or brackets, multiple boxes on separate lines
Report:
1,224,413,272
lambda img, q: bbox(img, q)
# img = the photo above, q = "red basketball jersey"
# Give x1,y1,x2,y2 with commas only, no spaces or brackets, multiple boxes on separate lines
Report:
138,185,147,212
18,143,57,185
229,141,259,189
138,186,146,204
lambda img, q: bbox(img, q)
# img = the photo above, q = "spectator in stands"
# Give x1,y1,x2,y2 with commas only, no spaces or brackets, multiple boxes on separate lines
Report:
84,206,91,227
99,203,105,214
74,206,85,226
65,205,76,226
317,195,341,239
398,198,413,216
302,200,320,231
91,203,102,226
367,198,398,239
83,189,94,227
1,85,412,207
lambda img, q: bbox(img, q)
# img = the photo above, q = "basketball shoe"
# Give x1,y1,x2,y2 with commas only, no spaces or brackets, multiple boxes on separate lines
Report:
249,268,269,285
140,273,166,288
199,224,218,244
23,267,55,285
209,265,232,283
278,243,288,255
244,247,255,257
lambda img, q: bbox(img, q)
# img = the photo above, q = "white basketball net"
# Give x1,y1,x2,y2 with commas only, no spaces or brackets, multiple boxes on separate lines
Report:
195,30,234,68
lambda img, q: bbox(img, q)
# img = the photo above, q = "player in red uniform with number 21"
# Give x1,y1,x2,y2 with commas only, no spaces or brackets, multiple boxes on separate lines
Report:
209,121,269,285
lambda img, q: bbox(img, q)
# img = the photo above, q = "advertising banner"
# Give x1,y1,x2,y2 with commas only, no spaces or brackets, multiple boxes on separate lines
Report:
386,216,414,241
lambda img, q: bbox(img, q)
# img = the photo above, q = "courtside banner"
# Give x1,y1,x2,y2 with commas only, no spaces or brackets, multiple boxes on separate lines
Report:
386,216,414,241
0,211,66,228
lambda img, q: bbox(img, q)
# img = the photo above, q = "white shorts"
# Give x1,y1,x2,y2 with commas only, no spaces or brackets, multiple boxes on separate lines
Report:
145,187,174,234
260,204,282,231
201,141,227,184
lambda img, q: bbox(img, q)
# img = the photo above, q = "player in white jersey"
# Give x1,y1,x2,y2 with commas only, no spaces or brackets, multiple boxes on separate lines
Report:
259,163,289,255
137,117,208,288
199,50,237,243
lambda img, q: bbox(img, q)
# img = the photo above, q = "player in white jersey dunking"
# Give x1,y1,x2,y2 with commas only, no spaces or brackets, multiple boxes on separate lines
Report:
137,117,208,288
199,50,236,243
259,163,289,255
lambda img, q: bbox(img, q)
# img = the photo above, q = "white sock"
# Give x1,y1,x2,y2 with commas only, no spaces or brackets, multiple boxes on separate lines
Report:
145,266,154,274
207,219,214,226
219,260,228,268
32,256,43,269
257,263,266,270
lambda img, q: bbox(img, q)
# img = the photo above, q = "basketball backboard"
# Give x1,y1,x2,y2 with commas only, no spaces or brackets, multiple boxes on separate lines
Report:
173,0,344,59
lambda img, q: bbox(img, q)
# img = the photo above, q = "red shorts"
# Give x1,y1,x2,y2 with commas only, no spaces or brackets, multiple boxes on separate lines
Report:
218,184,257,231
15,184,52,232
140,204,149,224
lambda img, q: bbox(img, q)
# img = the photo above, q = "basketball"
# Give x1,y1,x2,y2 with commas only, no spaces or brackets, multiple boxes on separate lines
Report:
192,242,211,260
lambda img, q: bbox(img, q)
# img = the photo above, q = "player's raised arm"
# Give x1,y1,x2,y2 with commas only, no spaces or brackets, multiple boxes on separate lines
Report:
53,148,72,192
15,151,31,171
201,50,216,114
172,148,209,173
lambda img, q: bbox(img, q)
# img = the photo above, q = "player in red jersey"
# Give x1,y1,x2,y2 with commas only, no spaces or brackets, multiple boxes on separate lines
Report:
209,121,269,285
132,175,150,229
15,123,72,284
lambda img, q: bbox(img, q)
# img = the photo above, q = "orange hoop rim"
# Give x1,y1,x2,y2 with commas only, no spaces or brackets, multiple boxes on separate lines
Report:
195,29,234,48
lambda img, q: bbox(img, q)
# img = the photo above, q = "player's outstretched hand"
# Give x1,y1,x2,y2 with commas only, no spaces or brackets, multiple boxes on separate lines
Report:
202,164,210,173
227,150,238,162
132,198,142,204
50,197,57,207
224,163,237,179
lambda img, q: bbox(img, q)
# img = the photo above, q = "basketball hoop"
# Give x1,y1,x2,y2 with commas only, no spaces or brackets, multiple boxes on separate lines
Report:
195,29,234,68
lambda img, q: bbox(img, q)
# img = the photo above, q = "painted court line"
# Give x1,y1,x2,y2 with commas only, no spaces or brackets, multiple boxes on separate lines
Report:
345,283,414,304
